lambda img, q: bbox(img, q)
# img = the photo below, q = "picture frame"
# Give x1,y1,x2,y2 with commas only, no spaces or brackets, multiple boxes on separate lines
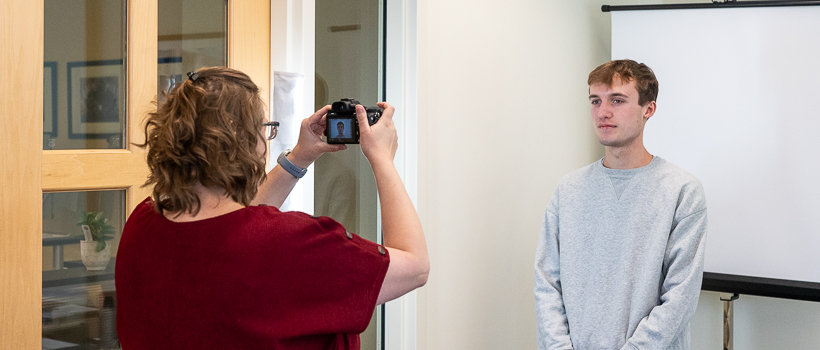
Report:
67,59,125,139
157,56,183,102
44,61,58,137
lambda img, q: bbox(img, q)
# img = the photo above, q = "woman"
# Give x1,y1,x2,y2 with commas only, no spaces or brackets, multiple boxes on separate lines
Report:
116,67,428,349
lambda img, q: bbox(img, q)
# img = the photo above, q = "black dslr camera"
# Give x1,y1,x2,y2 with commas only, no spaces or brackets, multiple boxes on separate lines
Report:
325,98,383,144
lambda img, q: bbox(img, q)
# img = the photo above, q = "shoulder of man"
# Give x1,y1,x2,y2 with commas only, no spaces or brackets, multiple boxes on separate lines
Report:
652,157,707,214
546,160,602,213
652,157,703,189
558,160,602,187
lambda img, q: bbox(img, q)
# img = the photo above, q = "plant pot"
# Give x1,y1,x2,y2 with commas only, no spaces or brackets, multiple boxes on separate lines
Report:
80,240,111,271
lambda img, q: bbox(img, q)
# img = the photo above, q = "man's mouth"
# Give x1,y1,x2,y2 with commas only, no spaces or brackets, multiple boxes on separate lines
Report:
598,124,616,129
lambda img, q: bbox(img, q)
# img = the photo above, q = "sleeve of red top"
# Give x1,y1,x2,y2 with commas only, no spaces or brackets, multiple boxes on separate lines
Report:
274,211,390,335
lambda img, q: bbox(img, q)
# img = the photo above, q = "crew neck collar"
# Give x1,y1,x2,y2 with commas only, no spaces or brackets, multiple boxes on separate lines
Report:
597,155,660,176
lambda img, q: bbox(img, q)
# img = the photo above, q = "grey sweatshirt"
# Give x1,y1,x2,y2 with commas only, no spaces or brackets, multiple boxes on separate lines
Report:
534,157,707,350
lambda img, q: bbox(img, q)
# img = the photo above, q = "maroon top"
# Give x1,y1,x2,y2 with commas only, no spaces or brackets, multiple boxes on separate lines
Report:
116,198,389,349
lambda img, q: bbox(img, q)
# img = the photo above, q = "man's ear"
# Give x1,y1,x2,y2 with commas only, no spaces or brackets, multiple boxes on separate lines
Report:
643,101,657,121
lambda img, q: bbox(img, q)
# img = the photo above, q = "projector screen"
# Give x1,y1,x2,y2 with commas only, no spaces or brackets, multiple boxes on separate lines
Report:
612,6,820,284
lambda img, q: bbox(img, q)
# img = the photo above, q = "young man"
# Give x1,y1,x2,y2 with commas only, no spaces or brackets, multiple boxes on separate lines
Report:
534,60,707,350
335,120,348,138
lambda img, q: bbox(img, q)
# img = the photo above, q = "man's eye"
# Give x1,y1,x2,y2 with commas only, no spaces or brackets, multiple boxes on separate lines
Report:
591,100,600,105
613,99,624,104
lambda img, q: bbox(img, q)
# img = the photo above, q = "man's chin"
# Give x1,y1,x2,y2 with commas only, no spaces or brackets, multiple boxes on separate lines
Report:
598,138,625,147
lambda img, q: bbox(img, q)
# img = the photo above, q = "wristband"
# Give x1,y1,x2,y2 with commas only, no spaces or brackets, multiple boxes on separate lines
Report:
277,149,307,179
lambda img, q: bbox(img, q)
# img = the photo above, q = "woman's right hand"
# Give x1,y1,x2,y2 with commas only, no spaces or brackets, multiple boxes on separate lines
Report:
289,105,348,168
356,102,397,167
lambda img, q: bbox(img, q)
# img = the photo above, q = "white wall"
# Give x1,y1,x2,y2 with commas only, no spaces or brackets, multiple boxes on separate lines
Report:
413,0,820,349
416,1,607,348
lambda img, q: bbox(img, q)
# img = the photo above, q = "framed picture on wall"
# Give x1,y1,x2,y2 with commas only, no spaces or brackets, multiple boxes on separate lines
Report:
157,55,183,103
44,61,58,137
67,59,125,139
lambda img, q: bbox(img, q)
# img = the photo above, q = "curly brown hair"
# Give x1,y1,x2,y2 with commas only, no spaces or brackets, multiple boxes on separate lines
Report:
139,66,267,216
588,59,658,106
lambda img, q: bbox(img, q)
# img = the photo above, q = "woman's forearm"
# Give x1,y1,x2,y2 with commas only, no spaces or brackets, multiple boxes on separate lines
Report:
251,153,311,208
371,160,428,272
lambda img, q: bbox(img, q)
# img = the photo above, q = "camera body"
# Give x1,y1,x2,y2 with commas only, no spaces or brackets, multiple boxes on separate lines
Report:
325,98,383,144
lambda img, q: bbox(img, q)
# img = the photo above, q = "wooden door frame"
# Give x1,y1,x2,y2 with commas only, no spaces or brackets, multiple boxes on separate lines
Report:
0,1,45,347
0,1,269,348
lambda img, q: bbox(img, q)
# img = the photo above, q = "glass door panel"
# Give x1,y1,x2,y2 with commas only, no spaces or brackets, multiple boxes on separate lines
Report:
158,0,227,100
315,0,385,348
44,0,127,151
42,190,125,349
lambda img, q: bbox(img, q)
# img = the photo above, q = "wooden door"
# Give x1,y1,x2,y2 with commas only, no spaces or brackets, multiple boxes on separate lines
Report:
0,1,269,347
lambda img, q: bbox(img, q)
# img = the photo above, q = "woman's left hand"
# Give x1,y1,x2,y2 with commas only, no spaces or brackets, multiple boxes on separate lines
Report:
289,105,347,168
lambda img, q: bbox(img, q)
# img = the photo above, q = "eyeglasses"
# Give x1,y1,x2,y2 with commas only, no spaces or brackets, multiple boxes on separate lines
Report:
264,121,280,140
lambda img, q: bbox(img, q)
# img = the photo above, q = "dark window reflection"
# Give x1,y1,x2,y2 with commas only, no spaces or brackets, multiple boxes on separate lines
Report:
44,0,126,150
314,0,384,348
158,0,227,102
42,190,125,349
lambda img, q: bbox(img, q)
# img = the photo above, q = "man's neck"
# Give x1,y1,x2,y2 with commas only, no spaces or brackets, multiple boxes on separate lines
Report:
603,146,653,169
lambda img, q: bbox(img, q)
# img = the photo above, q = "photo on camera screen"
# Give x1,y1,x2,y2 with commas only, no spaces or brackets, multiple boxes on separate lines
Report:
326,117,358,144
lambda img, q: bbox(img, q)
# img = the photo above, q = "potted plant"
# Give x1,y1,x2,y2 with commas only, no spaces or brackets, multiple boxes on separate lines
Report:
76,211,115,271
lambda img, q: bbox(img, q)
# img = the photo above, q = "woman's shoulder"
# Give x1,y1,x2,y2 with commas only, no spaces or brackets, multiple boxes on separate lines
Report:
134,197,157,214
244,206,385,256
123,197,161,226
245,205,346,235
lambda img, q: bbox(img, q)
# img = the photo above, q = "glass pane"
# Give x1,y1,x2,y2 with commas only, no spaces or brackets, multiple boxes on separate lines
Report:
158,0,227,101
44,0,127,150
315,0,384,348
42,190,125,349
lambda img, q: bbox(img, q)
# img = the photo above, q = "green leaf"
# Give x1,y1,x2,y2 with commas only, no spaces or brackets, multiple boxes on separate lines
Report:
74,211,118,243
95,240,107,252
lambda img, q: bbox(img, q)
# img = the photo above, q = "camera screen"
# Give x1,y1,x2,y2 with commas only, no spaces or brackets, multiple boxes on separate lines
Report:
326,117,357,144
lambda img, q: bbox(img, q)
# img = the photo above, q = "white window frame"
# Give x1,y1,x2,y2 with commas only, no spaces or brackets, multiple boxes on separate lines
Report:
270,0,316,213
271,0,419,348
383,1,418,349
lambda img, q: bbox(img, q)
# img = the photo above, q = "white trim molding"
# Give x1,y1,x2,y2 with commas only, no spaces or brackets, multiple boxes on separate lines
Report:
270,0,316,213
384,0,419,349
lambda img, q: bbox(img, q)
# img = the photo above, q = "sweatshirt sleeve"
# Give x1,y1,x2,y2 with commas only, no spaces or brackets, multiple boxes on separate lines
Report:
534,192,574,350
621,186,708,350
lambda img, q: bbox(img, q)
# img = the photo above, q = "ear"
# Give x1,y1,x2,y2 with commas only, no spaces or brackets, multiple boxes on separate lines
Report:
643,101,657,121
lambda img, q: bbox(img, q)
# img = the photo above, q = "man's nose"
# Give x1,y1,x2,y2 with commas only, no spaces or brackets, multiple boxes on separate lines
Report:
596,103,613,119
